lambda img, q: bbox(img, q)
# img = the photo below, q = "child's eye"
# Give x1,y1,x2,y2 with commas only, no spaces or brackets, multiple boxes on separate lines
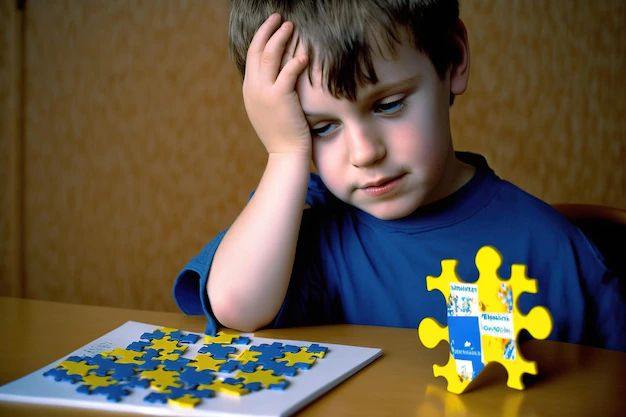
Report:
311,123,338,137
375,98,405,114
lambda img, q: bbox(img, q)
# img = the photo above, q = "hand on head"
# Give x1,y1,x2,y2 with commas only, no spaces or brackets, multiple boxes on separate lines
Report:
243,14,311,157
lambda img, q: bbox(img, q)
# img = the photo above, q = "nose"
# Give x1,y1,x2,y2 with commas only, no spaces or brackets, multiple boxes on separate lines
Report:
346,123,386,168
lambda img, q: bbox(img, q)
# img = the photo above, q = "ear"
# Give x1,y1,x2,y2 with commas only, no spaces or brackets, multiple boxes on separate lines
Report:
449,19,470,95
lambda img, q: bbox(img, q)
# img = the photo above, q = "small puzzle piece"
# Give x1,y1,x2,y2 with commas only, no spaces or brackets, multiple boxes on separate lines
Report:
306,343,328,358
275,347,318,369
124,376,151,388
140,365,182,392
127,341,152,352
197,343,237,360
177,369,216,389
218,360,240,373
140,330,167,341
234,369,288,390
147,336,188,355
185,353,226,372
167,331,200,345
417,245,553,394
203,331,250,345
160,356,191,372
87,385,132,402
43,368,82,383
57,359,98,377
80,374,118,389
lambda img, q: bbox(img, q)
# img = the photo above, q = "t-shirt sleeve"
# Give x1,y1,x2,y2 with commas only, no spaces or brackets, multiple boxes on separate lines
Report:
172,229,227,336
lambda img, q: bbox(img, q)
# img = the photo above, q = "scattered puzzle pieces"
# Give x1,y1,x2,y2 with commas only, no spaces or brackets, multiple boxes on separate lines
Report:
40,325,331,409
418,245,553,394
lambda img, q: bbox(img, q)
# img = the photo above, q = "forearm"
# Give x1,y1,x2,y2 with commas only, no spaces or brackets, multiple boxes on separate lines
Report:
207,152,311,331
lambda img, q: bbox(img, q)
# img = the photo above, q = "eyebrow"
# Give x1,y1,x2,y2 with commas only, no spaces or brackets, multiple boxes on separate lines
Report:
359,74,421,102
303,75,421,117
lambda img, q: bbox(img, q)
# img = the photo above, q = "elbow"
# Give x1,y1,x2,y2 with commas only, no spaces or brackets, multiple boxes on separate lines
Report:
209,290,273,333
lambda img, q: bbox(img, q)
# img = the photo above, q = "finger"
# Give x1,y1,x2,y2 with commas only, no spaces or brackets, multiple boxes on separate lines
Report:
258,21,296,83
247,14,282,65
274,55,309,94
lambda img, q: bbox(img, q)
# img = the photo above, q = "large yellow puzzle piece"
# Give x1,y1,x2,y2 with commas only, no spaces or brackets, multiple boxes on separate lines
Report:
275,347,317,367
57,360,98,377
418,245,553,394
148,336,187,355
81,374,117,389
234,369,286,389
185,354,226,372
140,365,182,393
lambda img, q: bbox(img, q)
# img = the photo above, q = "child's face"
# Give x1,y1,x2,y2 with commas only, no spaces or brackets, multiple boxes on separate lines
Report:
297,40,469,220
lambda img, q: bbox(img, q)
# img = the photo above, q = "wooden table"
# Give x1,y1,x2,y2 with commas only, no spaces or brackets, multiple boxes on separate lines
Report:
1,296,625,416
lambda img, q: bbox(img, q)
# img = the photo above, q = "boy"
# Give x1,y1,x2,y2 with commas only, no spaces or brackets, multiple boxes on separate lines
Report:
173,0,625,351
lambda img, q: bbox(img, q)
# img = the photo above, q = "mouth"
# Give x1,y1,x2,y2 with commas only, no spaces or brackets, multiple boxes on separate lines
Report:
361,174,406,197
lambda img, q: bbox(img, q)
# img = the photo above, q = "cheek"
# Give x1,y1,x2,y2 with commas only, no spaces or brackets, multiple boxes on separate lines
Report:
312,141,347,192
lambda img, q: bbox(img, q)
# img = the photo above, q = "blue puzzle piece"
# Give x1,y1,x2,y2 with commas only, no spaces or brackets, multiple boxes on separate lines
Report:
124,376,151,389
133,349,161,371
248,342,301,364
218,360,240,373
76,384,93,395
222,377,263,392
177,369,215,389
167,331,200,344
232,336,251,345
281,344,301,353
160,356,191,372
144,392,168,404
91,385,132,402
84,354,117,376
197,343,237,360
106,363,136,381
43,368,82,383
249,342,285,357
268,380,289,390
307,343,329,355
126,341,152,352
140,330,167,341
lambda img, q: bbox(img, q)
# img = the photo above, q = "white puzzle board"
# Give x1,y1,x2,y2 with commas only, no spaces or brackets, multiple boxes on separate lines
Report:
0,321,382,416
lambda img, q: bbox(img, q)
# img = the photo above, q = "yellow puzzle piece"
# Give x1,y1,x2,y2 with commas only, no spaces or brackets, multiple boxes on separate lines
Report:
418,246,553,394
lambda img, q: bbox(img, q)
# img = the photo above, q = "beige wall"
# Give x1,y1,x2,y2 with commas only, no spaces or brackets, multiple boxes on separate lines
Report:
0,0,23,298
0,0,624,310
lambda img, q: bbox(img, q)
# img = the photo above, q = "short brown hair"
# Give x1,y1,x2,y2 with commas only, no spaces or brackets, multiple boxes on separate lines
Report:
229,0,461,102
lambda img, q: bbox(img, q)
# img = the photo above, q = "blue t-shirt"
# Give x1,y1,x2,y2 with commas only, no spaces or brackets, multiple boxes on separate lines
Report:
173,152,626,351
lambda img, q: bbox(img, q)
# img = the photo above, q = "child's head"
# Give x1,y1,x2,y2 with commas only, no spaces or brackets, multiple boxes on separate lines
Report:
229,0,462,104
229,1,473,221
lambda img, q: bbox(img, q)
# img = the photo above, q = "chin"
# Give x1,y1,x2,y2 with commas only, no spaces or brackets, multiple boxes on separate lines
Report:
363,201,420,221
